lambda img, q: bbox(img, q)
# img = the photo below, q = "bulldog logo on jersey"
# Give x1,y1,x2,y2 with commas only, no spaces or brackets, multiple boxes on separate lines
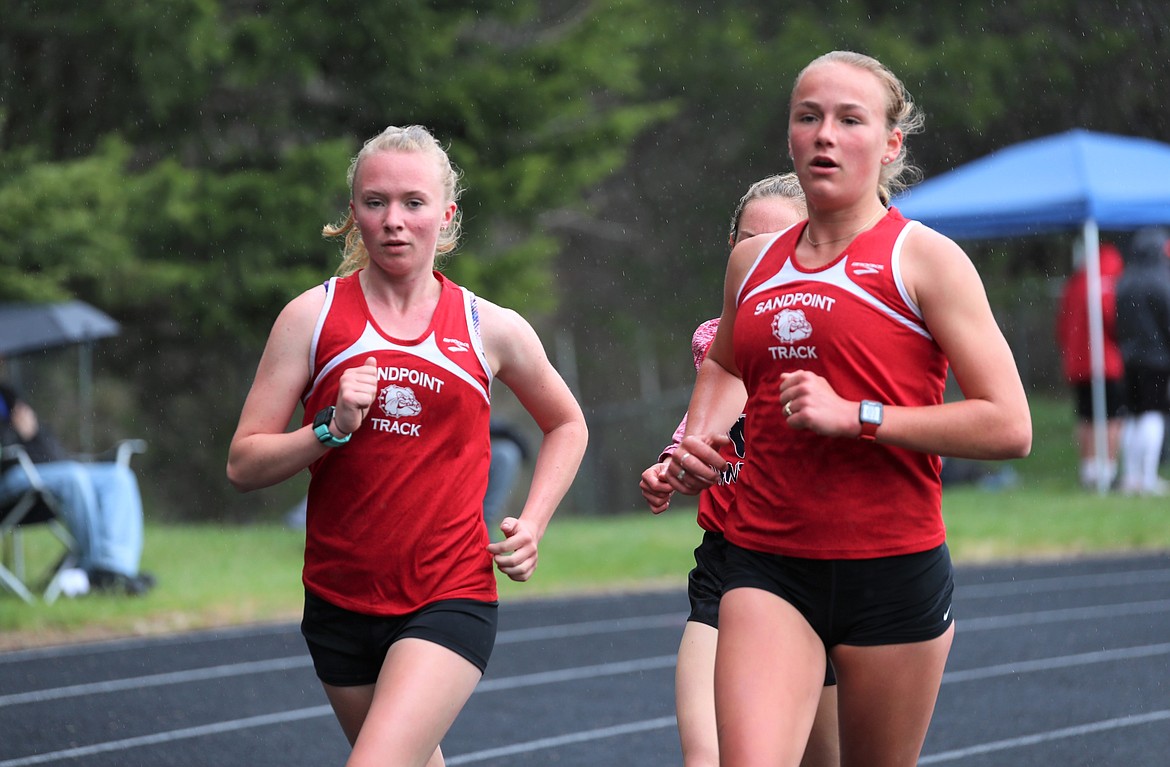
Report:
767,307,818,361
379,384,423,418
772,308,813,343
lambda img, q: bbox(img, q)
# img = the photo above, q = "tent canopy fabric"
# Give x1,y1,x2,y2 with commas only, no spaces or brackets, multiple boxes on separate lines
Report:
891,128,1170,494
894,129,1170,239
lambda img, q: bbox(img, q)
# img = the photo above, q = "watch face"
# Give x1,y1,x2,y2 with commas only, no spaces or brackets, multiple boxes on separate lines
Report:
860,401,883,424
314,406,335,429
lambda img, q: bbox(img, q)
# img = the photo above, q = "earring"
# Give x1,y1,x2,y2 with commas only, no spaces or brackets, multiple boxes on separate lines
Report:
881,157,892,165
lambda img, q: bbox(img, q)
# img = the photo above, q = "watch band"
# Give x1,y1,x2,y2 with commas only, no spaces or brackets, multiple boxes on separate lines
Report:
313,406,352,447
858,400,883,442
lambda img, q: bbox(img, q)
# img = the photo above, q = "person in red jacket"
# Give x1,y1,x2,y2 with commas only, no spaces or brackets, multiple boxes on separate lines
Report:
1055,242,1126,489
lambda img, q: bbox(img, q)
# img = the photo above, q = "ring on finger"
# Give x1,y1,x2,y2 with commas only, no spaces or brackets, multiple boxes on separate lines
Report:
783,401,793,417
676,468,687,481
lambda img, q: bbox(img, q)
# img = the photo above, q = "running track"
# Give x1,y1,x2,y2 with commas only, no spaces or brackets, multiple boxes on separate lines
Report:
2,552,1169,766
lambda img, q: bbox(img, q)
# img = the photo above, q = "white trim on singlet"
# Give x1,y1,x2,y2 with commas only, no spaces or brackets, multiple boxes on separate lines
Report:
307,277,338,381
733,228,791,306
302,281,493,405
738,221,932,342
891,220,925,323
305,325,491,404
463,290,494,392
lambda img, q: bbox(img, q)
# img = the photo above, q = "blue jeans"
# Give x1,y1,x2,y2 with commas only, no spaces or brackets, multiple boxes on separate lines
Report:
0,461,144,577
483,437,524,534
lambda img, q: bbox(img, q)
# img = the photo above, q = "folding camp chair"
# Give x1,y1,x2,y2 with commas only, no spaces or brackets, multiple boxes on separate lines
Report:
0,438,146,604
0,444,79,604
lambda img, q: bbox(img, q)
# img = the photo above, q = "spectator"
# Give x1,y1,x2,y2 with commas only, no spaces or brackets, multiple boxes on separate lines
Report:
0,382,154,596
483,418,530,536
1115,227,1170,496
1055,241,1126,489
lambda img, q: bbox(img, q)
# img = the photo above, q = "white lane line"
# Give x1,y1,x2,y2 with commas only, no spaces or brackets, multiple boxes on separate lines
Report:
0,656,312,707
0,706,334,767
959,566,1170,599
919,710,1170,764
495,613,684,643
959,599,1170,631
1,561,1166,765
0,614,683,708
943,642,1170,683
8,596,1161,709
4,560,1163,664
7,640,1166,766
0,622,301,664
477,655,677,692
445,716,679,765
0,655,678,767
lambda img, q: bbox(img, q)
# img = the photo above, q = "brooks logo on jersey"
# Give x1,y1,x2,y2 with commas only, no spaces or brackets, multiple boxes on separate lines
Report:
851,261,884,276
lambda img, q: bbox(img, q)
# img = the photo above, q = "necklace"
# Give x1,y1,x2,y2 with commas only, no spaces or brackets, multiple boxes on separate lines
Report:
804,209,884,248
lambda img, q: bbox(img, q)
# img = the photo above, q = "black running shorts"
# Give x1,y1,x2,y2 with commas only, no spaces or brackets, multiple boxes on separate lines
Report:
301,590,498,686
689,530,837,685
721,542,954,648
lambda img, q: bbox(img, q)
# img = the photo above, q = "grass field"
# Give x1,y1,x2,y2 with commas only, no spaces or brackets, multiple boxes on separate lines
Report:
1,396,1167,650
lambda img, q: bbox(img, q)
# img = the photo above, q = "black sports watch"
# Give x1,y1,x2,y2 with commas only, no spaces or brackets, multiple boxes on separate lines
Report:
313,406,351,448
858,400,883,441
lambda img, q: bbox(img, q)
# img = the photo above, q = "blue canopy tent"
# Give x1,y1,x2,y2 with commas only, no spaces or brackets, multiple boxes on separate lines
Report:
895,129,1170,492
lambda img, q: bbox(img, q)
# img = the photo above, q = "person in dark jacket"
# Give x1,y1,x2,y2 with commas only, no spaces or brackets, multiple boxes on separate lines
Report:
0,383,155,594
1115,227,1170,496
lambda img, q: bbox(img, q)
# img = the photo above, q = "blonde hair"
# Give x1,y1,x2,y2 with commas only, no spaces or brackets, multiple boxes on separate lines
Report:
323,125,465,276
728,172,808,243
793,51,924,205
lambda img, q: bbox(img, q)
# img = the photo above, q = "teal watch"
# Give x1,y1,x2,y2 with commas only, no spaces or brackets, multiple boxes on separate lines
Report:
313,406,351,447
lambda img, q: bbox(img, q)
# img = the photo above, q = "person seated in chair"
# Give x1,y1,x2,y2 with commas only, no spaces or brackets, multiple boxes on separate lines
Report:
0,382,155,596
482,418,531,538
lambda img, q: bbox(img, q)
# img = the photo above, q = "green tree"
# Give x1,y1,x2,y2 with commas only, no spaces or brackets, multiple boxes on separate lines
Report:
551,0,1170,511
0,0,671,520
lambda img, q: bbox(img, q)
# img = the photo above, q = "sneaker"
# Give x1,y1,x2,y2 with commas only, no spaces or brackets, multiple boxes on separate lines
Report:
1144,479,1169,497
88,569,155,597
58,568,90,598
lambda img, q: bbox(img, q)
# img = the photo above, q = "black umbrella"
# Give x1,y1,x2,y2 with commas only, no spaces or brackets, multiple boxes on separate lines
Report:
0,301,122,451
0,301,120,357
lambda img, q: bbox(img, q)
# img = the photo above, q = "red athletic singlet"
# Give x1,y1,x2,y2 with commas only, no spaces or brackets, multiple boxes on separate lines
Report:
730,208,948,559
301,271,496,614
